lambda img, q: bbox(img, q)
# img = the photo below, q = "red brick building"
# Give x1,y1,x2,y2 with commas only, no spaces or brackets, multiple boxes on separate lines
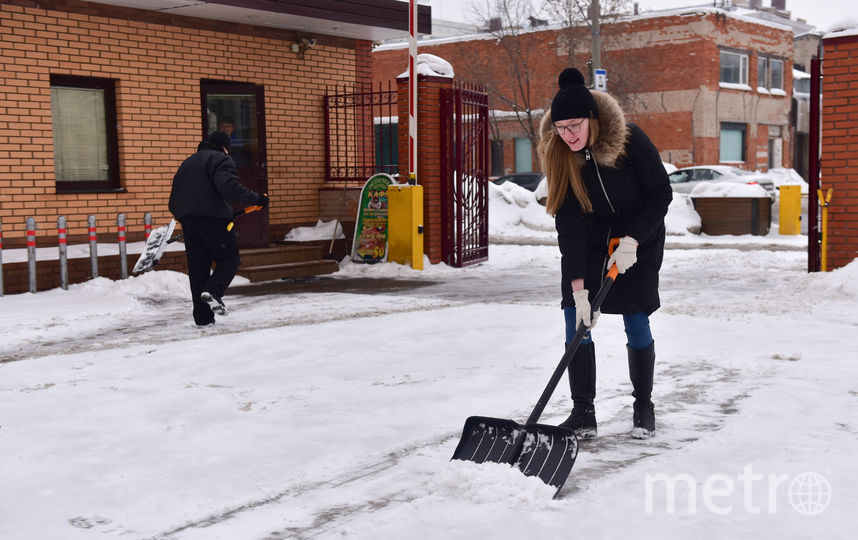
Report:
820,30,858,270
0,0,429,249
372,8,795,176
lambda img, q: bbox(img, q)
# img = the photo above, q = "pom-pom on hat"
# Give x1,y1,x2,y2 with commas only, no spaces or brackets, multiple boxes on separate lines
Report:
206,130,231,151
550,67,599,122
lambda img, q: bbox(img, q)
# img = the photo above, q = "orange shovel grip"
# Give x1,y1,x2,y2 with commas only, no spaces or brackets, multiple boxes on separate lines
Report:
606,237,621,280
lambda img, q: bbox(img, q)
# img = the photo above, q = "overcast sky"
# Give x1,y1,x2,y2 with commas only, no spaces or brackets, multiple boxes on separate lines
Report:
429,0,857,34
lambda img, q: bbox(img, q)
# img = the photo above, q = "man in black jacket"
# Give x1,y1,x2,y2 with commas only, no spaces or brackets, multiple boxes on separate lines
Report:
169,131,268,326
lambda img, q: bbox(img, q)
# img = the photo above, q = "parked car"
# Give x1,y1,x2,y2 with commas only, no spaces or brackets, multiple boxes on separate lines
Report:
668,166,776,200
491,172,545,192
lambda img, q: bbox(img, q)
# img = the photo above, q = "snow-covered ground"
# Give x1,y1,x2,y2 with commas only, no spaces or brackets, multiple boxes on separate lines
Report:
1,182,854,539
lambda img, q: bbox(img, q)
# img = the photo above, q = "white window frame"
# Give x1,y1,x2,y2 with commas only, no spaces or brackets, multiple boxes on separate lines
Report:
720,50,749,87
757,56,785,94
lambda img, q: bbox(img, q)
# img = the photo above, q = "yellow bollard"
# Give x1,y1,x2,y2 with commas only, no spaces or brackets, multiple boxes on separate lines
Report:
387,183,424,270
818,188,833,271
778,184,801,235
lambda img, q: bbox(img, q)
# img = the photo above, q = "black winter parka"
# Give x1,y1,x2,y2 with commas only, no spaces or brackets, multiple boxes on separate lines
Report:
544,92,673,315
169,142,262,221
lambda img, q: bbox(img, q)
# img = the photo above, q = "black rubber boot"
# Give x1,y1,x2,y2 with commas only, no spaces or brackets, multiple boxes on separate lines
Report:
628,342,656,439
559,342,597,438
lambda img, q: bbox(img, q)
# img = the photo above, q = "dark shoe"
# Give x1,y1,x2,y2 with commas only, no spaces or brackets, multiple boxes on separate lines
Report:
632,400,655,439
201,291,228,316
559,402,597,439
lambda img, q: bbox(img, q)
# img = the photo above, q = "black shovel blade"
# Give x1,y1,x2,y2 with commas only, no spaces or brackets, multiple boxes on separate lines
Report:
451,417,579,495
451,416,526,464
516,423,579,494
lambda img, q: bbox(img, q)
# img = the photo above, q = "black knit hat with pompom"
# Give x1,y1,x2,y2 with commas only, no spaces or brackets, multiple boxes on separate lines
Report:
550,67,599,121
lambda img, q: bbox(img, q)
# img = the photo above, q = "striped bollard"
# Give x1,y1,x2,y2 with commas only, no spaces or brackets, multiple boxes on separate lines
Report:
0,218,4,296
144,212,152,239
117,213,128,279
88,215,98,279
58,216,69,290
26,217,37,293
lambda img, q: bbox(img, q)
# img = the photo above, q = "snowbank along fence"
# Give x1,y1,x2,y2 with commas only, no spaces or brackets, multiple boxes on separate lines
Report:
0,213,187,296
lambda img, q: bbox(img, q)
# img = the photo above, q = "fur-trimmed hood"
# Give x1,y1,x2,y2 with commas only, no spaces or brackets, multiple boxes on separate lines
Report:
540,91,630,168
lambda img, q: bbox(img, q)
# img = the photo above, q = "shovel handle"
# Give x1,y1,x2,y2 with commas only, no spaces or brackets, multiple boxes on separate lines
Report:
525,237,621,426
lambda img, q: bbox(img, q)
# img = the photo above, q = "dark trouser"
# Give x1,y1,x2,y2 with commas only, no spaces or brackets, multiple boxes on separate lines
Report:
179,216,241,325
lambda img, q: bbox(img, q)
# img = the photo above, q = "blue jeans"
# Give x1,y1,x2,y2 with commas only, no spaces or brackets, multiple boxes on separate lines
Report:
563,306,653,350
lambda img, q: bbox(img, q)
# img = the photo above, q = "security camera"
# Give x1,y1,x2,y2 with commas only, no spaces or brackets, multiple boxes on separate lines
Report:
300,38,316,48
308,38,317,47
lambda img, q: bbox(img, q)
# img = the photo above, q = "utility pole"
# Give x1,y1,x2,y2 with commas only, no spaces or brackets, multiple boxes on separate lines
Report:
591,0,601,72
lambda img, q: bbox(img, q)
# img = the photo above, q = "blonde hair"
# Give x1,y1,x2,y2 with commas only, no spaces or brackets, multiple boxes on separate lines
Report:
540,116,600,216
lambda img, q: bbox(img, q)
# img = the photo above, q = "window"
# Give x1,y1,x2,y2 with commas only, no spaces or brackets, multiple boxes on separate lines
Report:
514,137,532,172
720,123,746,163
757,56,784,92
490,140,504,177
50,75,120,192
720,50,748,86
757,57,768,90
794,76,810,95
770,59,784,91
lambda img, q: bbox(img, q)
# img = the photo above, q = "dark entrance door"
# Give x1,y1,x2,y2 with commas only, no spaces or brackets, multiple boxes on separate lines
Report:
201,81,268,248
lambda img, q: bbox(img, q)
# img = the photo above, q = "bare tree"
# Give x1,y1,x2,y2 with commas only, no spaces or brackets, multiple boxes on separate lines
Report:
543,0,643,111
457,0,560,162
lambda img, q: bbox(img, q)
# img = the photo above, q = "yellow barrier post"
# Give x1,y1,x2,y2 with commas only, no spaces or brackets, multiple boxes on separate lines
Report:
387,183,424,270
818,188,833,271
778,184,801,235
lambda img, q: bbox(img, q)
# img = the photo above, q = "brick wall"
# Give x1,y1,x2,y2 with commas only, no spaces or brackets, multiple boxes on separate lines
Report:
821,33,858,269
372,12,794,172
0,0,370,243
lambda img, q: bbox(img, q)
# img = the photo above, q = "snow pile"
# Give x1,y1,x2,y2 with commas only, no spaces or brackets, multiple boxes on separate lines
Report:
398,53,455,78
487,181,557,244
427,460,560,506
283,219,344,242
768,168,809,194
335,254,460,278
690,182,770,198
488,178,705,239
665,194,701,235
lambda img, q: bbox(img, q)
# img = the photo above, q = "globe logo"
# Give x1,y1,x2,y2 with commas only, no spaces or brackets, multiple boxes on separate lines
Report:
788,472,832,515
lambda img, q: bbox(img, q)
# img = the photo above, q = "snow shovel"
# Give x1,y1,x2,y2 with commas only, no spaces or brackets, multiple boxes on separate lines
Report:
132,205,263,274
451,239,621,496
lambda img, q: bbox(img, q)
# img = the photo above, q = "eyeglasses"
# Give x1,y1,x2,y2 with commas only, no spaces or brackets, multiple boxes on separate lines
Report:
553,119,587,136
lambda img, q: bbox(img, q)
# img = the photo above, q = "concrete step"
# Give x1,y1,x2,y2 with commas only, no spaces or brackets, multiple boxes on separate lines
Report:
237,259,339,283
239,245,322,267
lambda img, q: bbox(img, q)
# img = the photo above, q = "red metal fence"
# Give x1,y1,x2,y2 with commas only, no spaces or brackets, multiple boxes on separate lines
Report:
324,82,398,181
440,81,489,267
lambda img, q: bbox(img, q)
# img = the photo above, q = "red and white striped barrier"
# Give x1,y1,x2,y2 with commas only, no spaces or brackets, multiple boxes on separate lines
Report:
408,0,418,185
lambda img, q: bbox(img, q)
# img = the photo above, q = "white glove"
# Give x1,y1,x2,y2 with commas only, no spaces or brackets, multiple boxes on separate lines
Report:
573,289,599,330
607,236,638,274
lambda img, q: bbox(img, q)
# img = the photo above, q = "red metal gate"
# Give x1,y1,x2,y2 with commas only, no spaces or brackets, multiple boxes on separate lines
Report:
440,82,489,267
